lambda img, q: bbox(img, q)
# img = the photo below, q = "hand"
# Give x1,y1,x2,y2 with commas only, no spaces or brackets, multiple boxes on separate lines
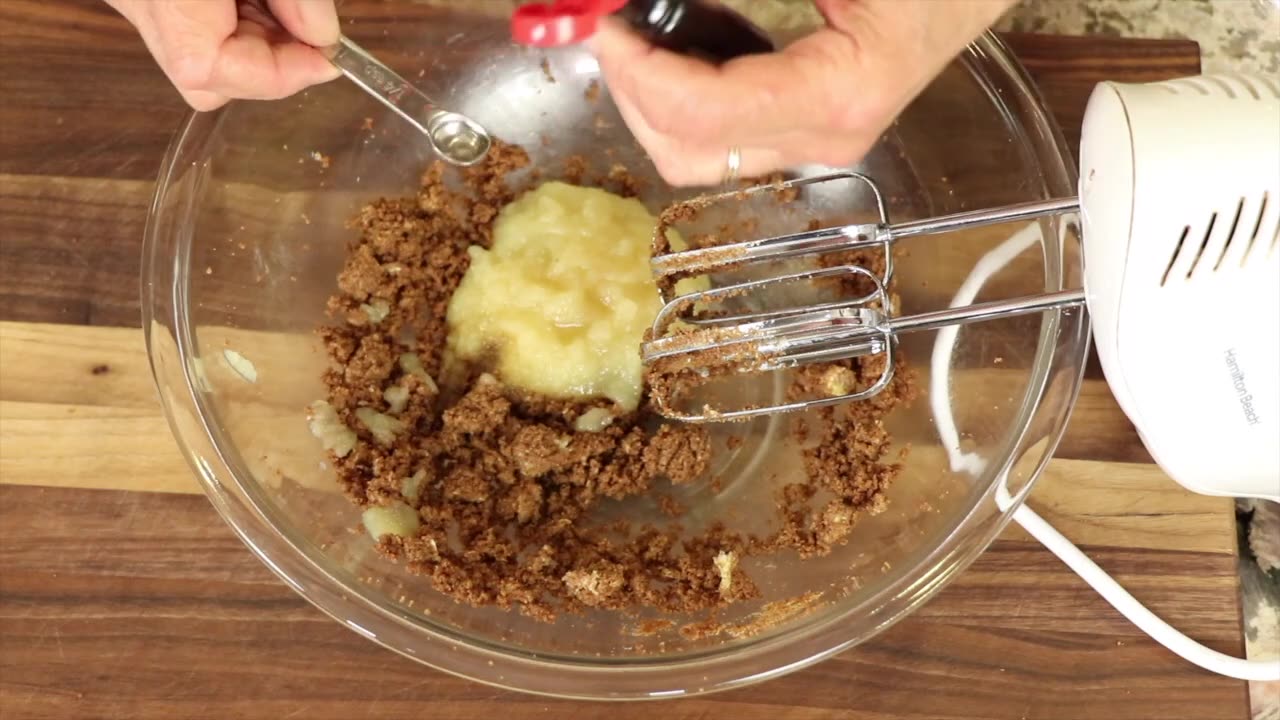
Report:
104,0,342,111
590,0,1018,186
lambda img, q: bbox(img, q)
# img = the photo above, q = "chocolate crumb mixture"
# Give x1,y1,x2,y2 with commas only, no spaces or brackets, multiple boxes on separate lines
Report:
319,143,915,622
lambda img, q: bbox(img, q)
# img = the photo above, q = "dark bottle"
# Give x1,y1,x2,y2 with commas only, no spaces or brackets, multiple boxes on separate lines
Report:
614,0,775,63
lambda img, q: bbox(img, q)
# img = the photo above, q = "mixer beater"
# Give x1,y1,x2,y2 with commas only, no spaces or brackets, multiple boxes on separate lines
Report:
642,171,1085,423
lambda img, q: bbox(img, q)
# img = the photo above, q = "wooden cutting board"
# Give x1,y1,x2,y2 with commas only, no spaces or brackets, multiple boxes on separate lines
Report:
0,1,1251,718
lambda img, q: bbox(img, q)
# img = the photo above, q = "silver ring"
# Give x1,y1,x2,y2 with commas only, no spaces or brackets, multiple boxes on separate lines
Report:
722,146,742,186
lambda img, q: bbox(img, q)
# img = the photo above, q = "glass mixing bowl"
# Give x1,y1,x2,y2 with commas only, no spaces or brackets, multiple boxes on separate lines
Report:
142,1,1089,699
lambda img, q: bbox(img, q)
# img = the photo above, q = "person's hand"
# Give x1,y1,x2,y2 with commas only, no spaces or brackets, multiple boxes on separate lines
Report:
104,0,342,111
590,0,1018,186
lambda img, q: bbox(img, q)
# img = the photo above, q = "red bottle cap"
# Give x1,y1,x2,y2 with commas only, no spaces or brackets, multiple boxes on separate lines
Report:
511,0,629,47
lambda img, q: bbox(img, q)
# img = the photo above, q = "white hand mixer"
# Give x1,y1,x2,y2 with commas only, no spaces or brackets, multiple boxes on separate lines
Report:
643,73,1280,681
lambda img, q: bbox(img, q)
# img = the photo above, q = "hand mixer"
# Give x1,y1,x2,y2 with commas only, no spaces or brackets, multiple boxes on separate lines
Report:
642,74,1280,681
645,74,1279,500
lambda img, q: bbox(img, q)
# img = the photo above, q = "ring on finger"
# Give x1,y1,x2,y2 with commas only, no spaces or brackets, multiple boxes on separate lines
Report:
721,146,742,186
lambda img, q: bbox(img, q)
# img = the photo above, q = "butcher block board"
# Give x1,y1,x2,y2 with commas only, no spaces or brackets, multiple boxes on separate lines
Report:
0,1,1250,718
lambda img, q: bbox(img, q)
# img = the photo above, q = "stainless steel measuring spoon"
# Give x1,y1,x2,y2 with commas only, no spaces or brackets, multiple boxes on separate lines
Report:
323,36,492,167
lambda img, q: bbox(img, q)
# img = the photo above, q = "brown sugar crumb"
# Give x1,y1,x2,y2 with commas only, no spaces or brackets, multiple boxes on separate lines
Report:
657,494,685,518
764,172,799,202
317,134,915,626
342,333,397,387
643,425,711,484
563,563,625,607
601,163,645,198
629,618,676,637
563,155,587,185
724,591,825,639
679,618,725,641
442,375,510,435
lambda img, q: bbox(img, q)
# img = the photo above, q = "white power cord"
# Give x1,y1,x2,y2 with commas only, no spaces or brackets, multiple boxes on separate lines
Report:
931,222,1280,683
929,223,1040,477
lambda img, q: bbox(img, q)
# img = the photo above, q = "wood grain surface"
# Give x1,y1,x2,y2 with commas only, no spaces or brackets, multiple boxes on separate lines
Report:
0,1,1252,719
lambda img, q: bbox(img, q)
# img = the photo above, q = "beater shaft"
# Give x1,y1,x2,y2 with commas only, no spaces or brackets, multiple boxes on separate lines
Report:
652,170,1079,285
887,288,1085,335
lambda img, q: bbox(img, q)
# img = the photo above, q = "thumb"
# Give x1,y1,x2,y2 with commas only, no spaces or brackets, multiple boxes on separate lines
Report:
267,0,341,47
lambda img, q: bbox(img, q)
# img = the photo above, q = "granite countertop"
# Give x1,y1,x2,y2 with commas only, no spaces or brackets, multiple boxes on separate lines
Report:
722,0,1280,75
1003,0,1280,74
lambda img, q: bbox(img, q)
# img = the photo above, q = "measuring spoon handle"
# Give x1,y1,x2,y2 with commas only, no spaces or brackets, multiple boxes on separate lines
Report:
321,36,491,166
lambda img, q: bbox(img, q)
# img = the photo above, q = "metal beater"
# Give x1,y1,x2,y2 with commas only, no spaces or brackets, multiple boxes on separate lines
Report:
642,170,1085,423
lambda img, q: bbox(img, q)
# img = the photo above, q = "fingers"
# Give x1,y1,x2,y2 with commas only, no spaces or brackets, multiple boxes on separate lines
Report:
181,88,231,112
145,1,239,92
611,92,787,186
266,0,341,47
204,19,341,101
592,18,879,185
109,0,340,111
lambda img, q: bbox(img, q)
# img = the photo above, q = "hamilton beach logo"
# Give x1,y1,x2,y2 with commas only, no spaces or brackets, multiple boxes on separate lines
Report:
1224,349,1262,427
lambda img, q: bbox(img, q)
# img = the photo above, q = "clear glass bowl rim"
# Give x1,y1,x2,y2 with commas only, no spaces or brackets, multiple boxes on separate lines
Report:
141,30,1089,700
